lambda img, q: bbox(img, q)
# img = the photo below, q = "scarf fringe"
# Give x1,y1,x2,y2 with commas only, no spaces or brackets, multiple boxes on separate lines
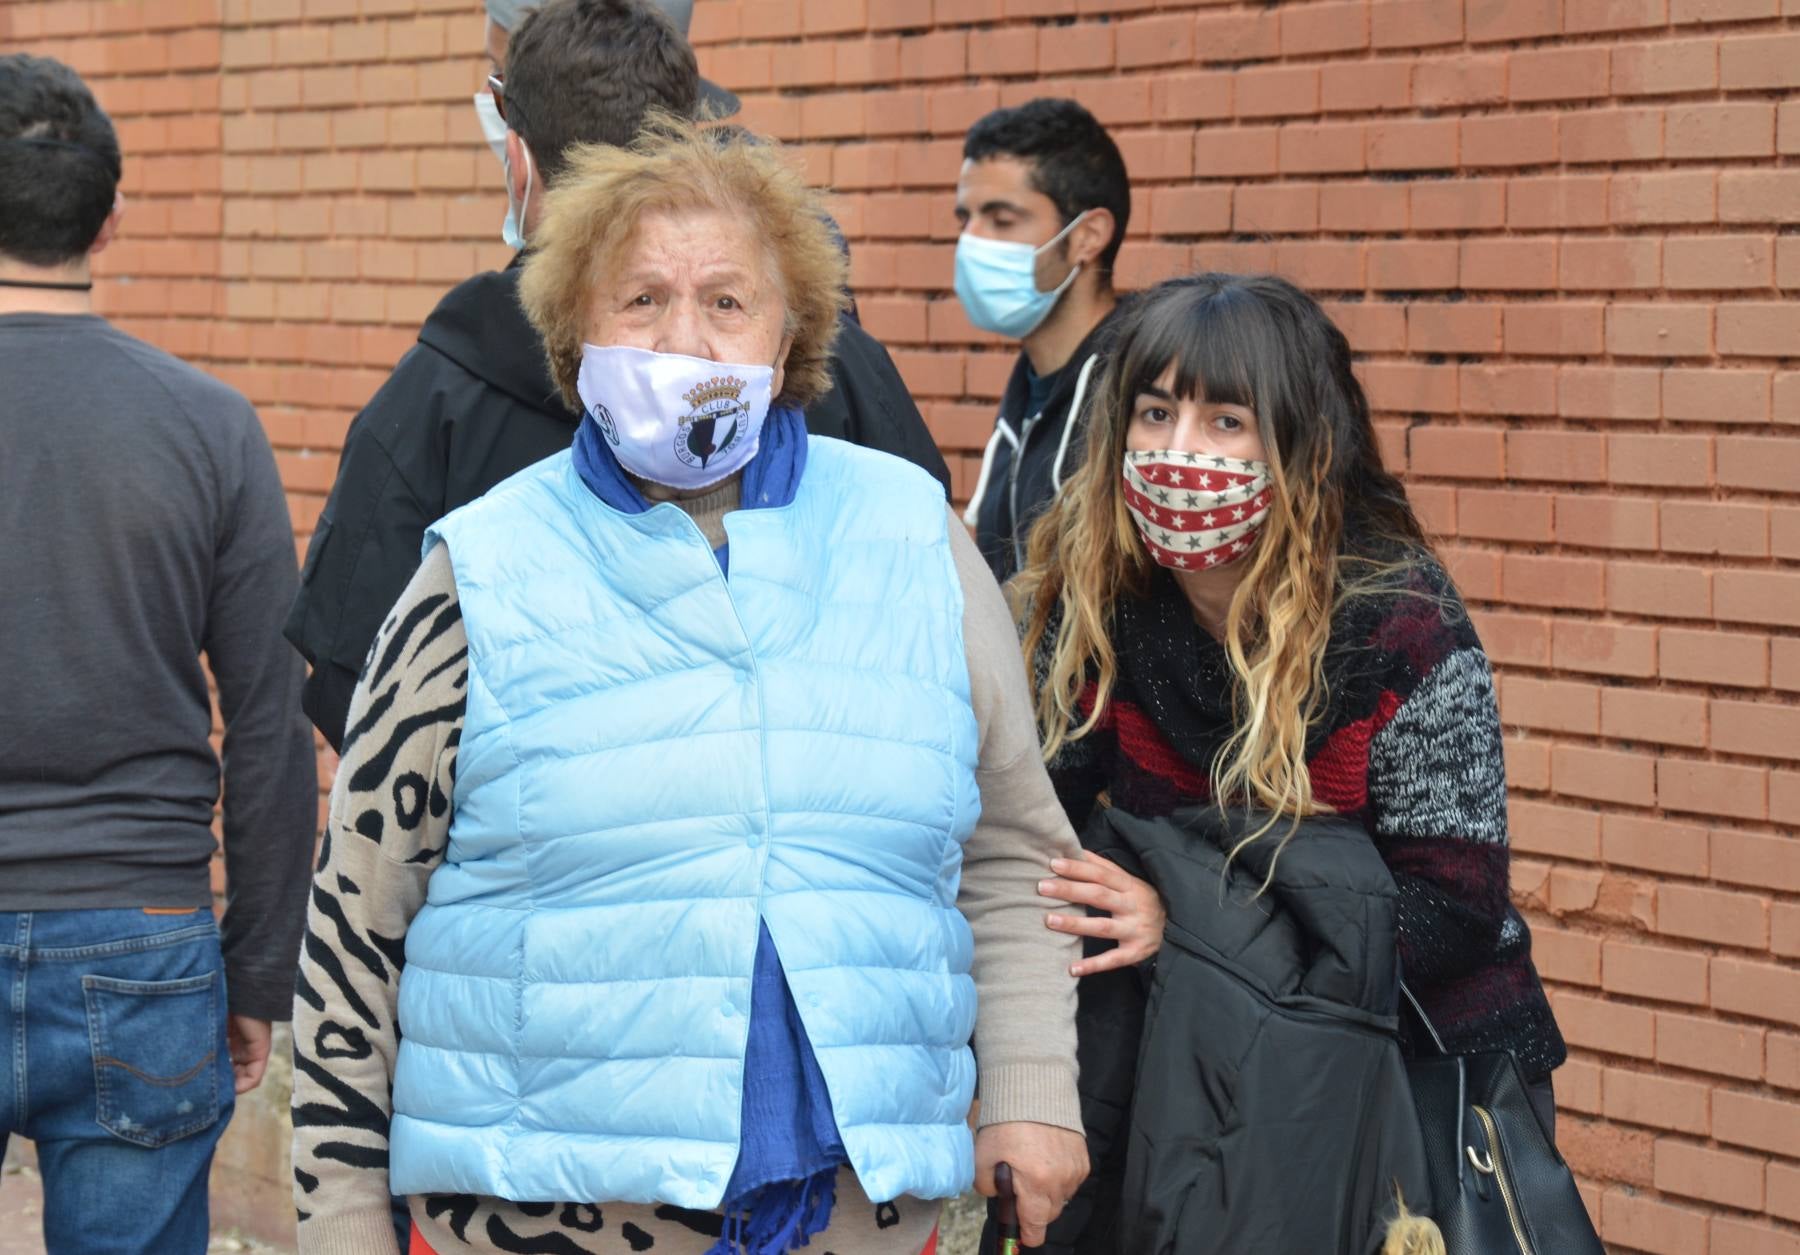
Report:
707,1165,839,1255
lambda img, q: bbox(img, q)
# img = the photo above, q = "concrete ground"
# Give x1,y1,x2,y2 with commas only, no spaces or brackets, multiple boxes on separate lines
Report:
939,1190,987,1254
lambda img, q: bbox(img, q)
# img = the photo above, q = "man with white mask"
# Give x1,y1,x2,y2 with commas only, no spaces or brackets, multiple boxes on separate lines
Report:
953,99,1132,583
287,0,949,755
473,0,742,250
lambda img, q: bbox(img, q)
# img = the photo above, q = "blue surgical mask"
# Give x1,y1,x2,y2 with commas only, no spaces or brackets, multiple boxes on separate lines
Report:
473,91,530,251
953,210,1089,339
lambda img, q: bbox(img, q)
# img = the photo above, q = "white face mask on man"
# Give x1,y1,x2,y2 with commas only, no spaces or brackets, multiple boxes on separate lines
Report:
473,89,507,162
473,92,530,252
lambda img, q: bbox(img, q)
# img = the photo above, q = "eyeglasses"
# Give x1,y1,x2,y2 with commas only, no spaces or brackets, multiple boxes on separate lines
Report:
486,73,509,124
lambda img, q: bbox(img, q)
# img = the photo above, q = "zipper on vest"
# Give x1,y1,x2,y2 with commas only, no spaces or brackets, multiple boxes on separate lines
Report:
683,509,778,884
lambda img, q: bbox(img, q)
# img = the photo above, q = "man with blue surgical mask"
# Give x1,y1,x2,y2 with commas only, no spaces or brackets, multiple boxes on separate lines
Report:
287,0,948,757
954,98,1132,582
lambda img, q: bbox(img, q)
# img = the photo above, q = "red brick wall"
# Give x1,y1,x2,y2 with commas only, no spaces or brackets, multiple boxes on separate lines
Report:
5,1,1797,1250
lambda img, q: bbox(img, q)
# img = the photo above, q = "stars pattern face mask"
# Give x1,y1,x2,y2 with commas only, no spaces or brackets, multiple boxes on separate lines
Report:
1121,450,1274,571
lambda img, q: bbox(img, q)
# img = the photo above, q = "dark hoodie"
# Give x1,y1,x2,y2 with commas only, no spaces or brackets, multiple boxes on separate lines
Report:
285,263,950,751
965,302,1128,584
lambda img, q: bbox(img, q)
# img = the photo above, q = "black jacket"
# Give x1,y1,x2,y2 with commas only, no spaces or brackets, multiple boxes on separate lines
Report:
966,304,1126,583
1044,806,1433,1255
285,263,950,750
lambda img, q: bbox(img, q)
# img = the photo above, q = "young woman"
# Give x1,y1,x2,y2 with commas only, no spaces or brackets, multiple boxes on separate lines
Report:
1015,274,1567,1251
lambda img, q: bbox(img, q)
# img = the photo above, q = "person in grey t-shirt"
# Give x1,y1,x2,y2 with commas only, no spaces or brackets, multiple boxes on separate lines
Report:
0,53,316,1255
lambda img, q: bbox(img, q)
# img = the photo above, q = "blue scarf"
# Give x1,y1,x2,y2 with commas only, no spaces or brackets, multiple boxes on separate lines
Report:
571,405,846,1254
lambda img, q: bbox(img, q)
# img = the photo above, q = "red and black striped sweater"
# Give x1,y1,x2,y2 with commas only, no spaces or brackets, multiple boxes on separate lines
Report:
1048,559,1567,1081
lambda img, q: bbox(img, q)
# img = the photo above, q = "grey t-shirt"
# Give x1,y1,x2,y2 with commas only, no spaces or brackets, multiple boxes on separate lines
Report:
0,312,317,1020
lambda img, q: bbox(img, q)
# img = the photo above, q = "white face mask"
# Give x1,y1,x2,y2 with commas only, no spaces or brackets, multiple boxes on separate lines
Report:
473,90,507,162
473,91,528,250
501,141,532,253
577,345,774,491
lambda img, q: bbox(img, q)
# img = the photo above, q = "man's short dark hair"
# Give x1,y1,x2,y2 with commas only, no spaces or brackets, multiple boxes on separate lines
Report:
505,0,701,184
0,54,122,267
963,98,1131,281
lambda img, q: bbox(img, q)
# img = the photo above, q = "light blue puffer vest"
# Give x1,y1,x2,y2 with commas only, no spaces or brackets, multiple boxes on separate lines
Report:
387,437,982,1209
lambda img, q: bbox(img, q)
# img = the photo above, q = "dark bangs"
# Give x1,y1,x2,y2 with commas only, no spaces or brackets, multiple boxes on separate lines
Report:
1100,271,1432,565
1113,280,1284,417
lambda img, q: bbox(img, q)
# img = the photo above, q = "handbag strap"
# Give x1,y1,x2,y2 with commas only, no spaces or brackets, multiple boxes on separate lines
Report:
1398,981,1448,1056
1399,982,1470,1185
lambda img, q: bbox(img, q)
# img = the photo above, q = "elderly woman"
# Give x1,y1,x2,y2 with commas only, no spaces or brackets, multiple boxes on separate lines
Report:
289,119,1088,1255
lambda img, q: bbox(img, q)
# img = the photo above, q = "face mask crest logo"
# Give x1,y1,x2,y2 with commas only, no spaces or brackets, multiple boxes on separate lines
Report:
578,346,773,490
592,400,619,445
676,375,749,469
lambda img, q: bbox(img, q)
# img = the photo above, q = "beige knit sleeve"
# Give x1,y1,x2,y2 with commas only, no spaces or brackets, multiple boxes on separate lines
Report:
291,544,466,1255
949,510,1085,1134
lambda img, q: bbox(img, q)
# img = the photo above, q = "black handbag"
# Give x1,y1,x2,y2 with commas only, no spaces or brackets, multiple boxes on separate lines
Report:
1401,985,1605,1255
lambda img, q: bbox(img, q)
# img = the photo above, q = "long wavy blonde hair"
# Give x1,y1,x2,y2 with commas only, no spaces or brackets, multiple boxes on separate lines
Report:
1017,274,1439,858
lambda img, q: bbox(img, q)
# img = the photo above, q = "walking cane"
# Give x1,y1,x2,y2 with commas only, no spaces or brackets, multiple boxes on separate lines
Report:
994,1161,1022,1255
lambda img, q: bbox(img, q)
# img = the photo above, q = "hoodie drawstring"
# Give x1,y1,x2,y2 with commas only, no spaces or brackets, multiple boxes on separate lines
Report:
960,419,1016,529
1048,352,1100,493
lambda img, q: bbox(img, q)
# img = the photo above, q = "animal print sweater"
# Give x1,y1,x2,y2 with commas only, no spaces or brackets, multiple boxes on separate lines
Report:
291,487,1085,1255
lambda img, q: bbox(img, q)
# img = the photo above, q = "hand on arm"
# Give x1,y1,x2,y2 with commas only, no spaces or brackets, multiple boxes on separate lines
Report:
1040,851,1166,977
946,510,1088,1206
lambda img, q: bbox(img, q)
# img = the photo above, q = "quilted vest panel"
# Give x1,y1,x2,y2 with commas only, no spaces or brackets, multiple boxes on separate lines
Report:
387,438,982,1208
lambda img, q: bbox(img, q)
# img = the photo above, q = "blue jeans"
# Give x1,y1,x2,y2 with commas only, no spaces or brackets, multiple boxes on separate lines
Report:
0,909,234,1255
